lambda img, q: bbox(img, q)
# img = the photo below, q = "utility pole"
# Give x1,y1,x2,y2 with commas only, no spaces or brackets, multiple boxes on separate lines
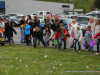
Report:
73,0,74,14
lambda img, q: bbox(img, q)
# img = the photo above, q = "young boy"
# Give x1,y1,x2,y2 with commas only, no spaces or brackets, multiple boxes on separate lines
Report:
24,21,31,47
33,26,45,48
54,23,68,51
84,25,93,53
73,24,83,52
92,27,100,55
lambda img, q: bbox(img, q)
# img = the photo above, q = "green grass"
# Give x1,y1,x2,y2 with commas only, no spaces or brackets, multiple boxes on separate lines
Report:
0,45,100,75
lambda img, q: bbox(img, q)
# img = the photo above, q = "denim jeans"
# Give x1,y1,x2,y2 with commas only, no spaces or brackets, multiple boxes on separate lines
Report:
73,39,81,51
88,45,93,53
21,29,25,43
96,39,100,53
58,38,67,50
33,36,45,48
45,38,57,48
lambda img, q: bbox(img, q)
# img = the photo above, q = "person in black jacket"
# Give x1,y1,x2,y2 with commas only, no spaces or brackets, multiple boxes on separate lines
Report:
33,26,45,48
4,22,17,46
27,15,32,44
20,16,25,43
51,14,63,32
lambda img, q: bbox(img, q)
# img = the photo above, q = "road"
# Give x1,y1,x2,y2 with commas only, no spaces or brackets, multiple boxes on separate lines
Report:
13,27,97,51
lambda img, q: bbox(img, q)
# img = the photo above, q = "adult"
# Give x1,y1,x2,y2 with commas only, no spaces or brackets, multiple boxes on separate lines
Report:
68,19,78,48
0,18,4,29
88,17,95,36
51,14,63,32
20,16,25,43
27,15,32,43
92,19,100,36
32,16,40,28
45,15,53,28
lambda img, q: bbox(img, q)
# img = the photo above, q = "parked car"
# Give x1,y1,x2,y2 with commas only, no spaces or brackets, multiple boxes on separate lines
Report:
85,12,100,19
2,15,20,27
39,16,44,23
0,13,4,17
65,12,78,18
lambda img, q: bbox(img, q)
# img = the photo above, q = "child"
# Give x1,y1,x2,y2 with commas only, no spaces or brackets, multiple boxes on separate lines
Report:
45,26,56,48
84,25,93,53
24,21,31,47
92,27,100,55
33,26,45,48
73,24,83,52
54,23,68,51
4,22,17,46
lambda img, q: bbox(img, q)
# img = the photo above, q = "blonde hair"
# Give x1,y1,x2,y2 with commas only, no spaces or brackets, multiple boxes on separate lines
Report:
46,15,51,21
72,19,76,23
90,17,94,23
59,23,64,26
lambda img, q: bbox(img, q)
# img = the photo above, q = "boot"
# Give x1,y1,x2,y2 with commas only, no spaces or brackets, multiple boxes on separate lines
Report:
9,41,11,46
12,40,15,46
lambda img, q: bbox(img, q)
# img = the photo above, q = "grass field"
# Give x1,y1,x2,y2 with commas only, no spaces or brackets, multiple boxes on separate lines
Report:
0,45,100,75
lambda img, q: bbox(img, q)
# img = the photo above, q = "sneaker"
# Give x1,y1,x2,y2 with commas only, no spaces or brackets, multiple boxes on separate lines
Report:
79,50,81,52
25,45,29,47
58,49,60,51
73,50,76,52
52,44,54,46
70,46,73,48
95,53,99,55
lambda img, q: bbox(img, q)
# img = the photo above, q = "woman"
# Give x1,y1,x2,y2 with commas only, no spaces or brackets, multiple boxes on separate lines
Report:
93,19,100,35
92,19,100,36
33,16,40,28
27,15,32,43
68,19,78,48
88,17,95,36
45,15,53,28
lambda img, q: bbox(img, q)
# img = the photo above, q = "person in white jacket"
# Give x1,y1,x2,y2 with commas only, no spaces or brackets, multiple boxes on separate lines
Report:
88,17,95,36
92,19,100,36
68,19,78,48
73,24,83,52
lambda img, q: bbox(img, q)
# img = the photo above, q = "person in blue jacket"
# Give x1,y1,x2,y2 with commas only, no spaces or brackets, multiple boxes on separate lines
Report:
24,21,31,46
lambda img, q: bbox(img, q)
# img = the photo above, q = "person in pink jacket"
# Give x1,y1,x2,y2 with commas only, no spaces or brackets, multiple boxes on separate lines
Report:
92,27,100,55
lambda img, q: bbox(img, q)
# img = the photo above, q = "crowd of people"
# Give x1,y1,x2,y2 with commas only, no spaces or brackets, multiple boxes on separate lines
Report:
0,14,100,55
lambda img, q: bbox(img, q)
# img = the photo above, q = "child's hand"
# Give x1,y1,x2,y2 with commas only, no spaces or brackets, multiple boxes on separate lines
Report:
97,37,99,39
64,34,66,35
48,38,50,40
52,37,54,39
33,38,35,40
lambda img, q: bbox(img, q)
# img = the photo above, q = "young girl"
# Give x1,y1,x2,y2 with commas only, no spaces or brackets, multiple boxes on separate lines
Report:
24,21,31,47
92,27,100,55
92,19,100,36
68,19,78,48
45,26,55,48
4,22,17,46
84,25,93,53
73,24,83,52
54,23,68,51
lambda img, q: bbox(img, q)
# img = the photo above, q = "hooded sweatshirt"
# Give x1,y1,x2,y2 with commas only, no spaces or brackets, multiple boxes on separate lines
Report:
73,25,83,41
24,25,31,35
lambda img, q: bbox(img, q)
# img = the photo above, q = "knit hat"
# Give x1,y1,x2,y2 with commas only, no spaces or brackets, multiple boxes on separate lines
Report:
76,24,80,28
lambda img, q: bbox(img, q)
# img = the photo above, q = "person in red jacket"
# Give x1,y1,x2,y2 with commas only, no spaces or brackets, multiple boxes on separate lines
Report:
92,27,100,55
54,23,68,51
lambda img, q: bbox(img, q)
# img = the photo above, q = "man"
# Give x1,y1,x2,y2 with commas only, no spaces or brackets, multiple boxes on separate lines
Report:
51,14,63,32
0,18,4,29
20,16,25,43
